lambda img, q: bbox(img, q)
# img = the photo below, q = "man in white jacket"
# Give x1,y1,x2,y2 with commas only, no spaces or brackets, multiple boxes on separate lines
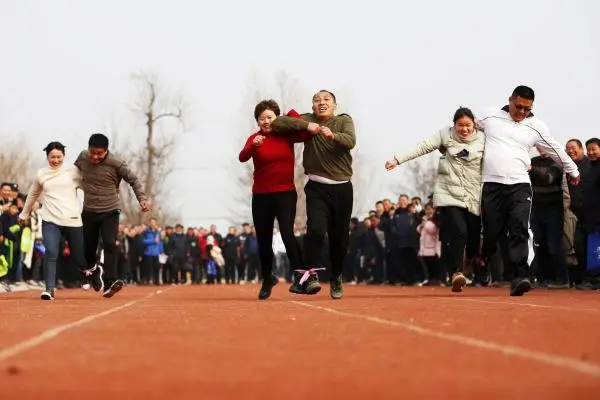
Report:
478,85,580,296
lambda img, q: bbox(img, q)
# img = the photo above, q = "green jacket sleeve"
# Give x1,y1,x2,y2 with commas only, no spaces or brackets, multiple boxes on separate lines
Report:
332,115,356,149
271,116,310,133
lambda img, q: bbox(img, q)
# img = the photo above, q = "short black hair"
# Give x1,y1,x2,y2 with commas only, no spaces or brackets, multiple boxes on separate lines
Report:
567,139,583,149
453,107,475,124
316,90,336,103
512,85,535,101
585,138,600,148
1,182,12,189
43,141,66,156
88,133,109,149
175,224,184,229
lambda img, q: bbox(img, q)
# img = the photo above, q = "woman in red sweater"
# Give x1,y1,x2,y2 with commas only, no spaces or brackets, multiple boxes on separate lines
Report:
239,99,315,300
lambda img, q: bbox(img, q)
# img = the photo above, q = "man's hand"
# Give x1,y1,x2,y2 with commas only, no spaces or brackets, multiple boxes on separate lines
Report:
140,200,151,212
252,135,266,146
18,216,28,225
320,126,335,141
307,122,320,135
568,175,581,186
385,159,399,171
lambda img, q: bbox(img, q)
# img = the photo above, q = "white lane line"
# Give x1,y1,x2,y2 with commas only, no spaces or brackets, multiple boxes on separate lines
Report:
361,289,599,313
289,300,600,379
0,288,170,362
450,297,599,312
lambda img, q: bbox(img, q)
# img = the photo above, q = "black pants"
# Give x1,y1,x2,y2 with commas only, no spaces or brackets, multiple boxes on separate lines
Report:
82,209,120,282
304,180,353,278
481,183,532,281
438,206,481,275
531,204,567,284
224,257,237,284
142,255,160,285
171,257,186,283
571,220,589,284
246,253,260,281
252,190,303,280
421,256,445,282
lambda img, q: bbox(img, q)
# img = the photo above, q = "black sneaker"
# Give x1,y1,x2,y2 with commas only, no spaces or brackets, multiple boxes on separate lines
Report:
41,288,55,300
258,275,278,300
82,265,104,293
510,278,531,296
289,269,322,295
103,279,124,298
330,275,343,299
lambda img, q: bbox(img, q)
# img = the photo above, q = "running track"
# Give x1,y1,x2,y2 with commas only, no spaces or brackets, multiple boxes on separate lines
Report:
1,284,599,399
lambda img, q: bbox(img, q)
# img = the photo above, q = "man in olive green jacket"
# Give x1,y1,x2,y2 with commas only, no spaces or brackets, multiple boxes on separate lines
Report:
271,90,356,299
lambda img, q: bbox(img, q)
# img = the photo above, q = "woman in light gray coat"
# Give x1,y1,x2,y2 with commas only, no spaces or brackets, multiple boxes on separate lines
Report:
385,108,485,292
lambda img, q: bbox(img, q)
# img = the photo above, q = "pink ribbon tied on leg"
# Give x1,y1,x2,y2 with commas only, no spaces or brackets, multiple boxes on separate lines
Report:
295,268,325,285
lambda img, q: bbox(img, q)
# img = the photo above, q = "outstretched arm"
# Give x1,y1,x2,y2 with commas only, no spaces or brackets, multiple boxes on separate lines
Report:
385,129,445,170
534,123,579,180
118,160,149,205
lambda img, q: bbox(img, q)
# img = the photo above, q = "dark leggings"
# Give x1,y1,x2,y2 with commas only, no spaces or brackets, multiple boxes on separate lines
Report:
438,206,481,275
252,190,304,280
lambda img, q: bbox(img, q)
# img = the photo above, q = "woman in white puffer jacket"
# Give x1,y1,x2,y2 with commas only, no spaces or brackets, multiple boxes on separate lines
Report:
385,107,485,293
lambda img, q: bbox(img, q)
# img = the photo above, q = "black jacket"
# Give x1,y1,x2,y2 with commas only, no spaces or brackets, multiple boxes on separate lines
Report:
583,159,600,233
569,157,591,219
530,156,564,206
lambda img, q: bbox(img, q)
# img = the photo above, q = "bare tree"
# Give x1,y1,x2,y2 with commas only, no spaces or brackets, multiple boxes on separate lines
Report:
113,72,187,226
393,152,440,200
0,138,35,192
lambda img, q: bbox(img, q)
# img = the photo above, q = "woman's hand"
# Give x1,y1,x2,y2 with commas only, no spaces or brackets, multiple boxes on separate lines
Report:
253,135,266,146
385,158,399,171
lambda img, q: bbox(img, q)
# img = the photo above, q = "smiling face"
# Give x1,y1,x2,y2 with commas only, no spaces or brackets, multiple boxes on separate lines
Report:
257,109,277,133
88,146,108,165
454,115,475,140
508,95,533,122
47,149,65,169
566,140,584,162
312,91,336,120
587,142,600,162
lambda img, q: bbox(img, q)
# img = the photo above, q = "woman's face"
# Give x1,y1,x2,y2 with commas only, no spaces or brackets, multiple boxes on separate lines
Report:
312,91,336,120
454,116,475,140
425,206,435,218
257,109,277,133
47,149,65,169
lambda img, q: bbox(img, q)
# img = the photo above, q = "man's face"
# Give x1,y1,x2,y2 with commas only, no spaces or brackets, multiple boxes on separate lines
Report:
586,143,600,161
508,95,533,122
398,196,409,209
566,141,584,162
88,146,108,165
149,219,158,230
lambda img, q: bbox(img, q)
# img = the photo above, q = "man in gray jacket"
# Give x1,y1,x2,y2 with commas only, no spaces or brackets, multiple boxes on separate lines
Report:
75,133,150,298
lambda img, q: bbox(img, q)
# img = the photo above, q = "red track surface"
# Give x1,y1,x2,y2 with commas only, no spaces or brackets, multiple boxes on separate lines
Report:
1,284,599,399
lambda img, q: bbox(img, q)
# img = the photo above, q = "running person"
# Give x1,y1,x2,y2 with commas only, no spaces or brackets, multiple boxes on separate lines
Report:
75,133,150,298
477,85,579,296
239,100,313,300
271,90,356,299
385,107,485,292
19,142,88,300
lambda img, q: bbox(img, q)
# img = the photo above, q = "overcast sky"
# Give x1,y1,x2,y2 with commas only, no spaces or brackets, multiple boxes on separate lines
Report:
1,0,599,231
